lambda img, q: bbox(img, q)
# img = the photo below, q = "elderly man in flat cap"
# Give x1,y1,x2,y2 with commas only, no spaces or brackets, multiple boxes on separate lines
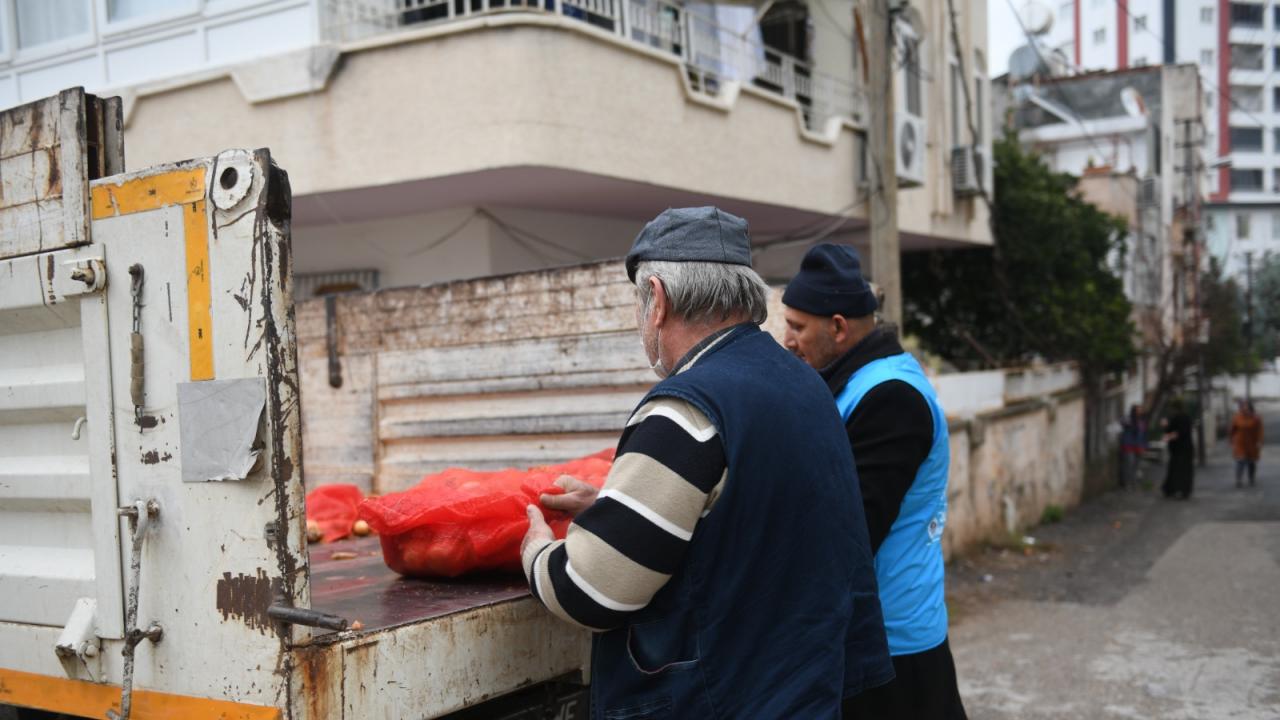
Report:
520,208,892,718
783,243,967,720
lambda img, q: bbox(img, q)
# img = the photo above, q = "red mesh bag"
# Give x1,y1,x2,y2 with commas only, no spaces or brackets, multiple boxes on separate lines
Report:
305,484,365,543
359,449,614,578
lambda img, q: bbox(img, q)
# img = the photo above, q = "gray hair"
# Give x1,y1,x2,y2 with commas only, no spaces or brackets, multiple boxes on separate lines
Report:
634,260,770,326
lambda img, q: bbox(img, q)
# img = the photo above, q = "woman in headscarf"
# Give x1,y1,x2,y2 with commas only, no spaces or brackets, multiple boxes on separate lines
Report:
1230,400,1264,488
1161,397,1195,500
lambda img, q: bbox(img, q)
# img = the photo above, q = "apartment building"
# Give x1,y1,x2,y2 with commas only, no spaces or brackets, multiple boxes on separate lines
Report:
0,0,992,295
1042,0,1280,280
996,62,1208,355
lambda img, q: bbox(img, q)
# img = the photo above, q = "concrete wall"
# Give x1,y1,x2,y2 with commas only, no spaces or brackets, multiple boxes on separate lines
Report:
943,391,1086,558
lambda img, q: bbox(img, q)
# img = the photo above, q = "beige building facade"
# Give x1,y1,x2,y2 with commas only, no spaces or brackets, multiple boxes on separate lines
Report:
0,0,993,293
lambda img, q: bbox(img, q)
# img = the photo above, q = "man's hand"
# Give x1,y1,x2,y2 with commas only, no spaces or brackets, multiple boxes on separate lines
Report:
540,475,599,518
521,504,555,561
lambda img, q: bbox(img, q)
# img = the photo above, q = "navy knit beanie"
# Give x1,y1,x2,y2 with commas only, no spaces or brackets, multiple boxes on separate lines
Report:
782,243,878,318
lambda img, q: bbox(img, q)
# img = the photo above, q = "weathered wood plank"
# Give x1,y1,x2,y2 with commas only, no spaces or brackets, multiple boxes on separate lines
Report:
295,260,632,344
0,89,102,260
376,332,648,386
299,353,375,493
377,433,622,492
376,369,655,400
380,412,633,440
379,386,647,424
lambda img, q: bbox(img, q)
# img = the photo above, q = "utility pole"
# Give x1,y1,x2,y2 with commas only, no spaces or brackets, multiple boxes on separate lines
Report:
1246,250,1254,403
1175,118,1207,466
864,0,901,327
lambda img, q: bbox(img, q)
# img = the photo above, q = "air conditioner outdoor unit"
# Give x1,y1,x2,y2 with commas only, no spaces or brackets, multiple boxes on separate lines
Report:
896,115,926,187
1139,176,1158,206
893,17,926,188
951,145,980,196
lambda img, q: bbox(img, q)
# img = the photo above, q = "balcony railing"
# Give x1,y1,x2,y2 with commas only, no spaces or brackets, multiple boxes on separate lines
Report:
321,0,865,131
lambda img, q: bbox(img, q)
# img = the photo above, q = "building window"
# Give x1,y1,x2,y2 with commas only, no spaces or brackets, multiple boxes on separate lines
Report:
1231,44,1265,70
1275,46,1280,70
1202,49,1214,66
1231,2,1265,28
15,0,90,49
1134,14,1148,31
1275,5,1280,28
1207,214,1216,231
903,37,922,117
1272,211,1280,238
951,60,963,146
1232,126,1264,150
1274,127,1280,149
1231,169,1265,192
1202,6,1215,23
107,0,179,22
1232,85,1265,112
1093,28,1106,45
1133,56,1148,67
1237,212,1252,238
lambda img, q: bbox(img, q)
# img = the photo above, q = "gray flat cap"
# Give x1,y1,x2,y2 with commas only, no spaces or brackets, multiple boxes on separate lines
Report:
625,207,752,282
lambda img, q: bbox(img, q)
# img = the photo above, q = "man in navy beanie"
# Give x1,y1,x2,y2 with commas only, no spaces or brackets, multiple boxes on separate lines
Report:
783,243,967,720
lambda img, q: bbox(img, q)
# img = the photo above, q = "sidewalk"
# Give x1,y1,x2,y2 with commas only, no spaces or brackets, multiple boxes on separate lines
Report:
947,401,1280,719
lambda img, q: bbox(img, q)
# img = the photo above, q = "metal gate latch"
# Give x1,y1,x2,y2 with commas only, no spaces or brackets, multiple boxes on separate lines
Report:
107,500,162,720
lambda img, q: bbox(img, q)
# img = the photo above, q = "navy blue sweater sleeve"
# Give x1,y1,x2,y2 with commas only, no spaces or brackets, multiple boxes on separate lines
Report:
846,380,934,554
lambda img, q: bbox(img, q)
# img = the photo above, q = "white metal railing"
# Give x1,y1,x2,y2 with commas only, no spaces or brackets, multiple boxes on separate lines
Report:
321,0,865,129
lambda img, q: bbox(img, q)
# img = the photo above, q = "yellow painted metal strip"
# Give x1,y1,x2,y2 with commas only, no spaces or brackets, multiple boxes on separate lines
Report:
90,167,206,219
184,199,214,381
0,667,282,720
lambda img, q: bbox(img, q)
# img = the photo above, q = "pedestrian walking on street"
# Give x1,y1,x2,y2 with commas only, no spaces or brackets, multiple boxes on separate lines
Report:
519,209,893,718
1120,405,1149,490
1230,400,1264,487
782,243,967,720
1162,398,1195,500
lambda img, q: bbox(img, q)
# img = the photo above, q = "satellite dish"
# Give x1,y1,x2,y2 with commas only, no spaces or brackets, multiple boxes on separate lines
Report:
900,121,918,168
1121,86,1147,118
1009,44,1047,81
1019,1,1054,36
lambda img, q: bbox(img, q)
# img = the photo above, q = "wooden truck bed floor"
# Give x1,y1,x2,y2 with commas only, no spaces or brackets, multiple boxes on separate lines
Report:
308,536,530,637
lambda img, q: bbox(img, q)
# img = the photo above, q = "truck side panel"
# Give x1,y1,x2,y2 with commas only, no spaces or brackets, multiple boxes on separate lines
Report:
0,149,305,719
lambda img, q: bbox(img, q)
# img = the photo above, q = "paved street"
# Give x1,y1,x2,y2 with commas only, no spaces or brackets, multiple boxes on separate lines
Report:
948,401,1280,720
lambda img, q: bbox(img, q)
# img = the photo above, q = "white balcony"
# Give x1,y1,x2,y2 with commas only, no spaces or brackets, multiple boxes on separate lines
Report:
319,0,865,132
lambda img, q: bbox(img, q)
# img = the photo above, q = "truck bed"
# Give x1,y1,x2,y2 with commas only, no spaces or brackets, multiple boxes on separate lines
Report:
308,537,531,635
297,538,589,718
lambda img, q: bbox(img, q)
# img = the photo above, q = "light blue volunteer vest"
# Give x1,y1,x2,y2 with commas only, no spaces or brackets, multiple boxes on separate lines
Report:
835,351,950,656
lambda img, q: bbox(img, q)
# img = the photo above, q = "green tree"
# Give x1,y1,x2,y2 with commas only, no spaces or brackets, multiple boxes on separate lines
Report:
1248,252,1280,364
902,134,1134,379
1200,257,1251,377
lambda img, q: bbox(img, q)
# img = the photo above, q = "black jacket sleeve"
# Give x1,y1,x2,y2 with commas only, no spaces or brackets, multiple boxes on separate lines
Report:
846,380,935,554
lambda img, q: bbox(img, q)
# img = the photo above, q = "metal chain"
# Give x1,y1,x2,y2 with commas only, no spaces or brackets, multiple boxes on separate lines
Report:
130,265,142,334
128,265,145,425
